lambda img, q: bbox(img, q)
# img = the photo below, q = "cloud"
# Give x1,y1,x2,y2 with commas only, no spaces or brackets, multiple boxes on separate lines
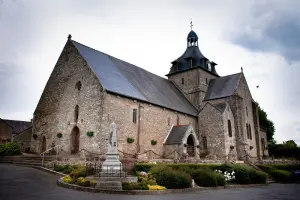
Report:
230,0,300,63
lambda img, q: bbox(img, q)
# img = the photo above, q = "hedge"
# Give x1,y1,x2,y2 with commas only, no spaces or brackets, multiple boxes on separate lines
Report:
135,163,267,185
192,169,225,187
150,166,192,189
257,164,300,172
0,143,21,156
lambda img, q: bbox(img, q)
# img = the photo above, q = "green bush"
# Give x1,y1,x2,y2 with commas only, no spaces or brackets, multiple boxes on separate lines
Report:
269,170,291,182
249,170,268,184
70,166,87,179
54,164,76,174
234,167,251,184
122,182,149,190
0,144,6,156
150,166,191,189
192,169,225,187
0,143,21,156
215,173,226,186
54,164,65,172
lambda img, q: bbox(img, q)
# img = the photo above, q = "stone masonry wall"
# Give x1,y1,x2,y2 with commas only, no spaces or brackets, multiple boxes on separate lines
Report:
234,74,259,159
31,40,105,154
100,93,198,158
222,104,237,159
0,120,12,143
259,129,269,157
168,68,218,109
198,103,226,159
13,127,32,152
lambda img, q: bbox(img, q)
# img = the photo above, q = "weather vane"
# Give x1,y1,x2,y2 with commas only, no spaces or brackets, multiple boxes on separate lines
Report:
190,18,193,30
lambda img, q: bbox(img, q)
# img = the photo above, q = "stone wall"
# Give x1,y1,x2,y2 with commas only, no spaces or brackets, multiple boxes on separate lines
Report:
0,119,12,143
198,103,226,159
31,40,105,154
101,93,198,158
168,68,218,109
259,129,269,157
222,104,237,160
13,127,32,152
233,74,259,159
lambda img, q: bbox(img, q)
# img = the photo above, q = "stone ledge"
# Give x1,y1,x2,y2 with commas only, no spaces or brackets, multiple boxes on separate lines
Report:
57,177,269,195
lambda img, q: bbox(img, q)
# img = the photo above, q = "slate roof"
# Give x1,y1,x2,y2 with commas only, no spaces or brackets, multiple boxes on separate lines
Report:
204,73,242,101
3,119,32,135
164,125,189,145
72,40,198,116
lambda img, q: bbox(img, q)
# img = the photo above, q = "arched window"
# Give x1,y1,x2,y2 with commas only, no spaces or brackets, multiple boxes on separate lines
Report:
202,136,208,152
75,81,82,91
74,105,79,123
177,115,180,125
182,78,184,84
228,120,232,137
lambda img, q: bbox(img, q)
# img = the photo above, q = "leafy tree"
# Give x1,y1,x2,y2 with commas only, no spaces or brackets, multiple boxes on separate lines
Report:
257,104,276,144
283,140,297,148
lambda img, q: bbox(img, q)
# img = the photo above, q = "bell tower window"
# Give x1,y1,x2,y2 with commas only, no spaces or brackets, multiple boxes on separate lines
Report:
182,78,184,85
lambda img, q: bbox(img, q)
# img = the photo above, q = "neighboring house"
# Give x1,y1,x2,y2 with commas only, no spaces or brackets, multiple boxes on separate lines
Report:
30,28,268,161
13,127,33,153
0,118,13,143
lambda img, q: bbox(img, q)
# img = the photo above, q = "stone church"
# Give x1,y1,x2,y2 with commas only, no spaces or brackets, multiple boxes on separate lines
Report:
30,28,269,161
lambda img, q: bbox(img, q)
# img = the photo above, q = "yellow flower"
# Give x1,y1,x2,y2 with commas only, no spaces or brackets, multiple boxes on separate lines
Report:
62,175,73,183
148,185,166,190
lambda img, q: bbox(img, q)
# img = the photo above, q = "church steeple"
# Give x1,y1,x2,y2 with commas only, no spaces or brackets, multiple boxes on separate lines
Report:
167,23,218,76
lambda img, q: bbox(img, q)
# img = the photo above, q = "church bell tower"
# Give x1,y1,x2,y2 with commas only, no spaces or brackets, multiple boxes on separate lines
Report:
166,22,219,109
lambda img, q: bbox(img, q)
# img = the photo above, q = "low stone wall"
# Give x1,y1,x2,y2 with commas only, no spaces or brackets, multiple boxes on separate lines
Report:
257,159,300,165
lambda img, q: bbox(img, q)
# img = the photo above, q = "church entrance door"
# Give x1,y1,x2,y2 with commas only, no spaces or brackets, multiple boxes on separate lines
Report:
71,126,80,154
41,136,47,153
187,135,195,157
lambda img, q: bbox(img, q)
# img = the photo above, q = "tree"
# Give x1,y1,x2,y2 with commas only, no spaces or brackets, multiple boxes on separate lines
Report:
283,140,297,148
257,104,276,144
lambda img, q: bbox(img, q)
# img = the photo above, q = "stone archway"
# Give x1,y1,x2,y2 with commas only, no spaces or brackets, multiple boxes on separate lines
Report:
70,126,80,154
187,134,195,157
41,136,47,153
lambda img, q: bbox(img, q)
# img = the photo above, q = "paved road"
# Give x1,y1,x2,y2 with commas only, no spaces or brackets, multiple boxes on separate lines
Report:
0,164,299,200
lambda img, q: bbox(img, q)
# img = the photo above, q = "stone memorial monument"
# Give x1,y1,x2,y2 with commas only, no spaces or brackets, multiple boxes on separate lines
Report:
101,122,123,172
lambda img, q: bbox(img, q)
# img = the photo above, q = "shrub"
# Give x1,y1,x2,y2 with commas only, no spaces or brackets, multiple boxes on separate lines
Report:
137,171,157,185
234,167,251,184
193,169,225,187
269,170,291,182
90,180,97,187
0,143,21,156
70,166,87,179
249,170,268,184
122,182,149,190
54,164,65,172
0,144,5,156
62,175,74,184
150,166,192,189
215,173,226,186
76,177,91,187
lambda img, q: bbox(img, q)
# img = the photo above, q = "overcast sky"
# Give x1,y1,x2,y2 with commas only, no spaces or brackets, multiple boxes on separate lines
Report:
0,0,299,145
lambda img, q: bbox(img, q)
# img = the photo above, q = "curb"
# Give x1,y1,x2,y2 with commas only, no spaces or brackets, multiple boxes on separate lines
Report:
32,166,66,177
56,178,269,195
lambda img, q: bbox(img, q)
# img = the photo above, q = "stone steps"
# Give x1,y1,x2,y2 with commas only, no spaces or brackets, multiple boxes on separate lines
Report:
0,155,57,167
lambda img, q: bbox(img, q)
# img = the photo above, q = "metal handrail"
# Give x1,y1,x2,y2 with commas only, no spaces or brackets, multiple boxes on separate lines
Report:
40,145,60,167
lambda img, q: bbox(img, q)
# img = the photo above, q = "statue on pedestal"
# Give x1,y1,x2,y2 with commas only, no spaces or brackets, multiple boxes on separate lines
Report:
102,122,122,172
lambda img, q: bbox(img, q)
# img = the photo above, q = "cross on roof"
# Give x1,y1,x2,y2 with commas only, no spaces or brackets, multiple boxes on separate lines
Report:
190,19,193,30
